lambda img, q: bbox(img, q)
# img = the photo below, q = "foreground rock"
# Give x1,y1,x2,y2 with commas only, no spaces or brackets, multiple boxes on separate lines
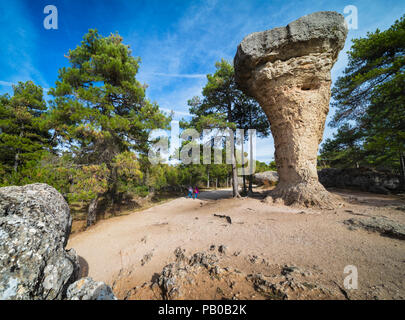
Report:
67,277,116,300
0,183,114,300
234,11,348,209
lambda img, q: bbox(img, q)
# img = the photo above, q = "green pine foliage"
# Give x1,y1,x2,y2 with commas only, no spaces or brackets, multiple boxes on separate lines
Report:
185,59,270,195
0,81,53,184
321,15,405,185
1,15,403,224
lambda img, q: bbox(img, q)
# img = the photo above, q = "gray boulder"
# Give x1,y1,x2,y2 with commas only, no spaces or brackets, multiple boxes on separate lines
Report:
254,171,279,186
0,183,80,300
66,277,116,300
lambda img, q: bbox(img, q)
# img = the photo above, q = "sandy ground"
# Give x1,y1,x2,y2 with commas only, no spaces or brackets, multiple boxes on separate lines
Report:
67,188,405,300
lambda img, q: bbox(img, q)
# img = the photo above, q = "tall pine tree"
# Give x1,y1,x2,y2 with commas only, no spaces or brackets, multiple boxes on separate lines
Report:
49,29,170,225
188,59,270,197
324,15,405,188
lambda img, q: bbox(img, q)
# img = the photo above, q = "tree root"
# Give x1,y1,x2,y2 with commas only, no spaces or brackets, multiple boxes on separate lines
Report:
265,181,341,210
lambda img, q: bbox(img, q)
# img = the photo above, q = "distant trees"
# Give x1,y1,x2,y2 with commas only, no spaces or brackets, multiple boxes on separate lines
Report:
320,15,405,189
186,59,270,197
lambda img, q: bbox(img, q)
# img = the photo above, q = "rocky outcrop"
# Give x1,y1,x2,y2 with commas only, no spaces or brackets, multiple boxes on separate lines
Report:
234,12,348,209
344,217,405,240
318,168,402,194
252,168,401,194
0,183,115,300
122,247,341,300
253,171,279,186
66,277,117,300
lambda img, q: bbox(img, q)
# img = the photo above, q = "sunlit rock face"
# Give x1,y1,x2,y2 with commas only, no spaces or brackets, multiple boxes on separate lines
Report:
234,11,348,208
0,183,116,300
0,183,79,299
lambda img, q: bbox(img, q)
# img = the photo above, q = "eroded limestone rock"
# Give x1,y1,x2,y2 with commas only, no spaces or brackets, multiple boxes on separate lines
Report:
234,11,348,208
66,277,116,300
0,183,79,299
344,217,405,240
253,171,279,186
0,183,114,300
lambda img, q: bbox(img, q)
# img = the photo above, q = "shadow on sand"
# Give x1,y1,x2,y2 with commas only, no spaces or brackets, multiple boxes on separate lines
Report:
192,189,233,201
78,255,89,278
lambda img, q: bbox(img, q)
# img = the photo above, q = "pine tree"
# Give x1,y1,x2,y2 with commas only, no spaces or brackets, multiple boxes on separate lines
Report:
188,59,270,197
0,81,53,182
324,15,405,188
49,29,170,225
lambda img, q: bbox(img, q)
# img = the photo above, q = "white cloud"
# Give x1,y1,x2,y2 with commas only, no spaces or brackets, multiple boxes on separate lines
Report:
0,1,49,92
145,72,206,79
0,80,13,87
160,107,192,117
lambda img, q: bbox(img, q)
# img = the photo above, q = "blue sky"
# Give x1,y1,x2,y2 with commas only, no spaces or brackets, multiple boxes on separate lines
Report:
0,0,404,162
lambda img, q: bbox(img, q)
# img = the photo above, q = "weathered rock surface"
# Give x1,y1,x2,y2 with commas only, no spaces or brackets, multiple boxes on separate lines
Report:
123,247,340,300
254,168,401,195
234,11,348,209
319,168,402,194
0,184,79,299
0,183,115,300
66,277,116,300
344,217,405,240
253,171,279,186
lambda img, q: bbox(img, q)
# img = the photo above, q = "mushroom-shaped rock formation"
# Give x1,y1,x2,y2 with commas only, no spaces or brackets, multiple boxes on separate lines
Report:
234,11,348,208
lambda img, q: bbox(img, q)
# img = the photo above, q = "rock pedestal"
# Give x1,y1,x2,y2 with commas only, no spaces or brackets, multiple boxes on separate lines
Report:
234,11,348,208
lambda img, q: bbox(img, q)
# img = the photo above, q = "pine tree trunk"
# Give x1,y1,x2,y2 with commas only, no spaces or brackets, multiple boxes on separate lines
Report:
248,175,253,194
13,151,19,173
400,151,405,191
231,158,240,198
241,141,246,193
14,131,23,172
108,166,118,214
87,195,99,227
248,129,254,193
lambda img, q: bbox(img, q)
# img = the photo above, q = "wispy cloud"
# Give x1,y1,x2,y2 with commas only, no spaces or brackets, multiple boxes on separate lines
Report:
1,0,403,160
0,1,49,93
0,80,14,87
160,107,192,117
145,72,206,79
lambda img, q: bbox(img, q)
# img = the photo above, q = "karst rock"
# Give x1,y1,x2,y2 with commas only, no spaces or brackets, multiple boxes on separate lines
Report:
234,11,348,208
0,183,115,300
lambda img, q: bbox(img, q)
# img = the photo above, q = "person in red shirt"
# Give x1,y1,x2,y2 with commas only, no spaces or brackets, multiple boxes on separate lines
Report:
193,186,199,199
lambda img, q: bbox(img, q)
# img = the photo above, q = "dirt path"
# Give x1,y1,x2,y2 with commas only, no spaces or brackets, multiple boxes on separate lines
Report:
67,188,405,299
